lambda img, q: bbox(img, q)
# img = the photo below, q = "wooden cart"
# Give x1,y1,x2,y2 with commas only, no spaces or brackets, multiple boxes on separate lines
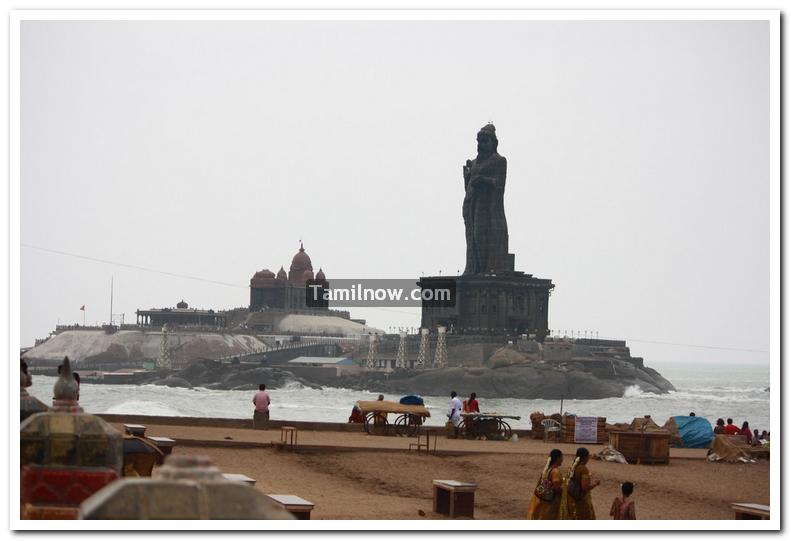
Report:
356,400,431,437
460,413,520,440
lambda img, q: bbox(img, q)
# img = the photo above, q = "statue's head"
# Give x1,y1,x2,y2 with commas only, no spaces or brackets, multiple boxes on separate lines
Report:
477,123,498,157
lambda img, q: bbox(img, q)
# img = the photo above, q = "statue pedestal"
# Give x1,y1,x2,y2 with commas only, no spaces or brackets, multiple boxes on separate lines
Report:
418,272,553,339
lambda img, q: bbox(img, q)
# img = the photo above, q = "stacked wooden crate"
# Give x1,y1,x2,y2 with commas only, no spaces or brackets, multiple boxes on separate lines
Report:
529,412,545,440
561,415,608,444
609,431,670,464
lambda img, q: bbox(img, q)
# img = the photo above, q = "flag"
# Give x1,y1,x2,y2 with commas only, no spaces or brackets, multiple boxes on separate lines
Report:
79,305,85,311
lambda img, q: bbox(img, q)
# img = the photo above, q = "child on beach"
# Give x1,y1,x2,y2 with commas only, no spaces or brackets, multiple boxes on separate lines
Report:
610,482,636,520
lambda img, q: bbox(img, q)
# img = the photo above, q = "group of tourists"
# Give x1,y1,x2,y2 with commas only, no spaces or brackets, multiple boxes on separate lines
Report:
713,418,769,445
528,447,636,520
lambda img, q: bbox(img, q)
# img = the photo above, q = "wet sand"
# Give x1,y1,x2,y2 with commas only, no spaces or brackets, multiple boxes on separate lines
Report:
122,423,769,520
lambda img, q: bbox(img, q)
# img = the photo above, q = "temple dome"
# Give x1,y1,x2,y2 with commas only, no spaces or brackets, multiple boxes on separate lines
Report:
176,300,188,309
254,269,275,279
289,242,313,273
316,268,326,281
276,267,287,280
250,269,276,286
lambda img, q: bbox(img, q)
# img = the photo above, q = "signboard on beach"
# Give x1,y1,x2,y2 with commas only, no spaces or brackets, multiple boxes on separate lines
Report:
574,416,598,443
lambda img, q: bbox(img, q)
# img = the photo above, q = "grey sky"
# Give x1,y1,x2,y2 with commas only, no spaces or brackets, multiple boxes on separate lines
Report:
20,19,769,365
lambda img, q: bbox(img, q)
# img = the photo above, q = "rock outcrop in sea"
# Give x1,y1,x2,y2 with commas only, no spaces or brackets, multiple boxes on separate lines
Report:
24,329,674,400
135,340,674,400
333,360,674,400
132,360,322,391
334,337,675,399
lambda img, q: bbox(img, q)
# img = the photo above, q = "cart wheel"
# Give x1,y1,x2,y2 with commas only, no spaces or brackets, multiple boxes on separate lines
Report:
393,414,408,437
497,420,513,441
365,412,389,435
461,417,475,439
393,414,422,437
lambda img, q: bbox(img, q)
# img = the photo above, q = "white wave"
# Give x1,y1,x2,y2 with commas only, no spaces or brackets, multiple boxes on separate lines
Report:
622,385,643,398
103,400,184,417
279,380,310,391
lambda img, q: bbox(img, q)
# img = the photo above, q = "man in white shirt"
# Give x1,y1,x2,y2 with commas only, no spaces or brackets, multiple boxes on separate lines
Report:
447,390,463,438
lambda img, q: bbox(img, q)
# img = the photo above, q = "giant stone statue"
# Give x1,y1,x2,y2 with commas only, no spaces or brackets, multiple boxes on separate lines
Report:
462,123,510,275
418,122,553,339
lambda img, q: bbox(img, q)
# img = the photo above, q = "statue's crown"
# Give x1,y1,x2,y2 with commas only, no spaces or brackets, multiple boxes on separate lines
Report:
480,123,496,134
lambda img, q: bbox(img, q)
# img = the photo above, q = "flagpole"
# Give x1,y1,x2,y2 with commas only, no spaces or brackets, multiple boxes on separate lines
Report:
110,276,114,326
83,307,86,327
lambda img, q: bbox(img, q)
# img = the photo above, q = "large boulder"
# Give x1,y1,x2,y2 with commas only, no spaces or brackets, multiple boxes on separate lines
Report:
487,347,530,368
153,376,193,389
329,359,674,399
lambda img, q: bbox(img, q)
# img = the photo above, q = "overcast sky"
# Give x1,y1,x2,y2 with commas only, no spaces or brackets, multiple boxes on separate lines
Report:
19,18,769,365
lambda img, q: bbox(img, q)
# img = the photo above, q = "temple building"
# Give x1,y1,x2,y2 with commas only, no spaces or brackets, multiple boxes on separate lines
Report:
136,300,227,328
249,242,329,312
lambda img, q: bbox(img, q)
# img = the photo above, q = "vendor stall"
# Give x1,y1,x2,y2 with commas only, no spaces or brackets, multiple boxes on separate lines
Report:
356,400,430,437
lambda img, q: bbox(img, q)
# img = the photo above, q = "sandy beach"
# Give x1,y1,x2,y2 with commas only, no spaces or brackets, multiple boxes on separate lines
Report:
114,422,770,520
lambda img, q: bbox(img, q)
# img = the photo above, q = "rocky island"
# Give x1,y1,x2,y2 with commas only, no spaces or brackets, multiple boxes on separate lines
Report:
103,335,674,400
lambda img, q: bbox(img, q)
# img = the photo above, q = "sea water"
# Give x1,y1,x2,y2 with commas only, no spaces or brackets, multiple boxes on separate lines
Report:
27,361,770,432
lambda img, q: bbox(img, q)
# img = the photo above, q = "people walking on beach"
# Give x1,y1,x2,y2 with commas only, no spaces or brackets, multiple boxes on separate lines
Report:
528,449,564,520
610,481,636,520
566,447,600,520
723,418,740,435
252,383,271,429
740,421,753,444
447,391,463,438
713,418,726,434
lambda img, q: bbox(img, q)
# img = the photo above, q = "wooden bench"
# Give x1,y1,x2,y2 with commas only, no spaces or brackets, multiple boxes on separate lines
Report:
267,494,314,519
123,424,147,438
731,502,770,520
222,473,256,486
432,479,477,518
409,428,438,455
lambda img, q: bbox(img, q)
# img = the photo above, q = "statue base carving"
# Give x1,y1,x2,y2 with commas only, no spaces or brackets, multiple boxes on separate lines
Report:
418,271,554,340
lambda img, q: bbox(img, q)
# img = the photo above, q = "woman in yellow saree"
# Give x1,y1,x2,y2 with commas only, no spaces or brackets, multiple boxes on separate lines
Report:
566,447,600,520
527,449,564,519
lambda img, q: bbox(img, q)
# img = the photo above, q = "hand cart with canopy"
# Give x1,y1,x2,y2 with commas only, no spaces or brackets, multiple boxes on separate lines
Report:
356,400,431,437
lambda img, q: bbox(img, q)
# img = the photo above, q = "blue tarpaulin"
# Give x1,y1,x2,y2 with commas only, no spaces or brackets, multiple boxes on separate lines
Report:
673,416,714,448
399,395,424,406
